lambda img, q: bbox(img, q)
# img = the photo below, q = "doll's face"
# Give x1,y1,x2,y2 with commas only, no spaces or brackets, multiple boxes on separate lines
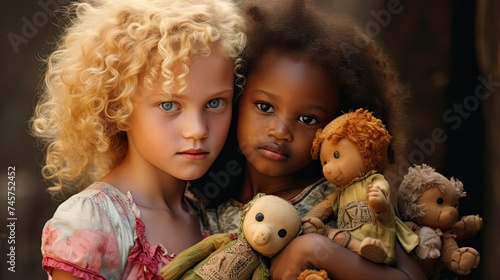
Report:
242,195,302,257
237,50,337,177
319,138,365,186
417,184,459,230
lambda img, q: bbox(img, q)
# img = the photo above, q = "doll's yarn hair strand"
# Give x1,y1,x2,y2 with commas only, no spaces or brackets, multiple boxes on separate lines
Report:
311,109,392,173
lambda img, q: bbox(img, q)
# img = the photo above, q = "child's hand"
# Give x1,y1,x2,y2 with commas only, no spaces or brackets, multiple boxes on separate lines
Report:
271,234,427,280
366,183,388,213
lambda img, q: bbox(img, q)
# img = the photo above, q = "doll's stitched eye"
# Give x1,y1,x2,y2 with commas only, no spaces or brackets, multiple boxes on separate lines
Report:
333,151,340,159
255,213,264,222
278,229,287,238
436,197,444,205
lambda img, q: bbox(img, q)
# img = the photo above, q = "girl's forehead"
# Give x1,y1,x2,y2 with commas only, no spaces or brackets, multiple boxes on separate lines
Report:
255,49,313,70
249,55,337,98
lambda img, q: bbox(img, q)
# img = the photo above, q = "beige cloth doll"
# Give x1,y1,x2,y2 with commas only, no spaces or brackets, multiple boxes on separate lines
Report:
161,193,302,279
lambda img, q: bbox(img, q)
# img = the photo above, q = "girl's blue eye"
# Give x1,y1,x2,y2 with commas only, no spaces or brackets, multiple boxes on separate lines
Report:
256,102,274,113
299,115,319,125
159,102,179,112
207,98,225,109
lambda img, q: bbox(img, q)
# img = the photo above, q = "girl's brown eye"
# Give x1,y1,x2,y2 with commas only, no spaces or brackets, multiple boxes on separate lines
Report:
334,151,340,159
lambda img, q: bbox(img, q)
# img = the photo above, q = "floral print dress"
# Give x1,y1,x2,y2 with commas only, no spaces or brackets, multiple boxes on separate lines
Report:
41,182,207,280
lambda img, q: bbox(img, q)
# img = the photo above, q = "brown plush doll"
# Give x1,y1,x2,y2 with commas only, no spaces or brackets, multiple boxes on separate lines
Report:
398,164,482,277
160,193,302,279
301,108,418,264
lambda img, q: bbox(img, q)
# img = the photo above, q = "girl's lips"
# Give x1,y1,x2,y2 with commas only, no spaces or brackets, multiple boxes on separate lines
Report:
178,148,209,160
257,143,289,161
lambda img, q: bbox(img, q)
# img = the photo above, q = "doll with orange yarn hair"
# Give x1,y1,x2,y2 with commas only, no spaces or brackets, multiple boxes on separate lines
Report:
302,108,418,265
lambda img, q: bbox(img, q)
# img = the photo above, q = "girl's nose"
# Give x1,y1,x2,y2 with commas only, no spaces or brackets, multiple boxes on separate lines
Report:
182,110,208,140
267,117,292,141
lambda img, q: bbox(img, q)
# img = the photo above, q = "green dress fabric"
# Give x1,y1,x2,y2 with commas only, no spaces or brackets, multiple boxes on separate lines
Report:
328,171,418,264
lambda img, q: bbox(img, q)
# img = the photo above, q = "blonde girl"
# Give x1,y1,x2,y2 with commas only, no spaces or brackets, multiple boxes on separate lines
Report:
30,0,245,279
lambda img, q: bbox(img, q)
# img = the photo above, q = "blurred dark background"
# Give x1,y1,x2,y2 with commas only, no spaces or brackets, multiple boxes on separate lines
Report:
0,0,497,279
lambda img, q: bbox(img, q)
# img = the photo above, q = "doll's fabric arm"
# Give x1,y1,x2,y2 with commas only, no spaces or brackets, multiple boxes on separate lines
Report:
303,192,336,221
368,174,390,196
451,215,483,239
366,174,390,213
270,233,427,280
302,193,336,235
160,233,235,279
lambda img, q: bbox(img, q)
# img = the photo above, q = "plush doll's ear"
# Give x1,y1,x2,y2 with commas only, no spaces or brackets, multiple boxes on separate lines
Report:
450,177,466,198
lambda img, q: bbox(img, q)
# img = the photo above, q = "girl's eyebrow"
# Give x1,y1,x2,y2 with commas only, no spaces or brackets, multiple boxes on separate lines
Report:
149,88,234,100
251,89,331,113
251,89,277,100
175,89,234,98
305,103,330,113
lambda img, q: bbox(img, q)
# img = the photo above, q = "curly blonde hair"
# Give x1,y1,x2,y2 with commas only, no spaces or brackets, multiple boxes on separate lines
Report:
311,108,392,172
30,0,246,200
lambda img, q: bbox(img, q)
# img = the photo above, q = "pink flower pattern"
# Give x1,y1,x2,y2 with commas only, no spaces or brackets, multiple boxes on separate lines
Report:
41,183,187,279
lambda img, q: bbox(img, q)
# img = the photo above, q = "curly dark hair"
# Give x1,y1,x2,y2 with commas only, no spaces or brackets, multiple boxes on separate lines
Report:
191,0,412,206
241,0,410,164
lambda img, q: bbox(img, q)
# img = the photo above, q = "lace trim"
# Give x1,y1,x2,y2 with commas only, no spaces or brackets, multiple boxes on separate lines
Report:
42,257,106,280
